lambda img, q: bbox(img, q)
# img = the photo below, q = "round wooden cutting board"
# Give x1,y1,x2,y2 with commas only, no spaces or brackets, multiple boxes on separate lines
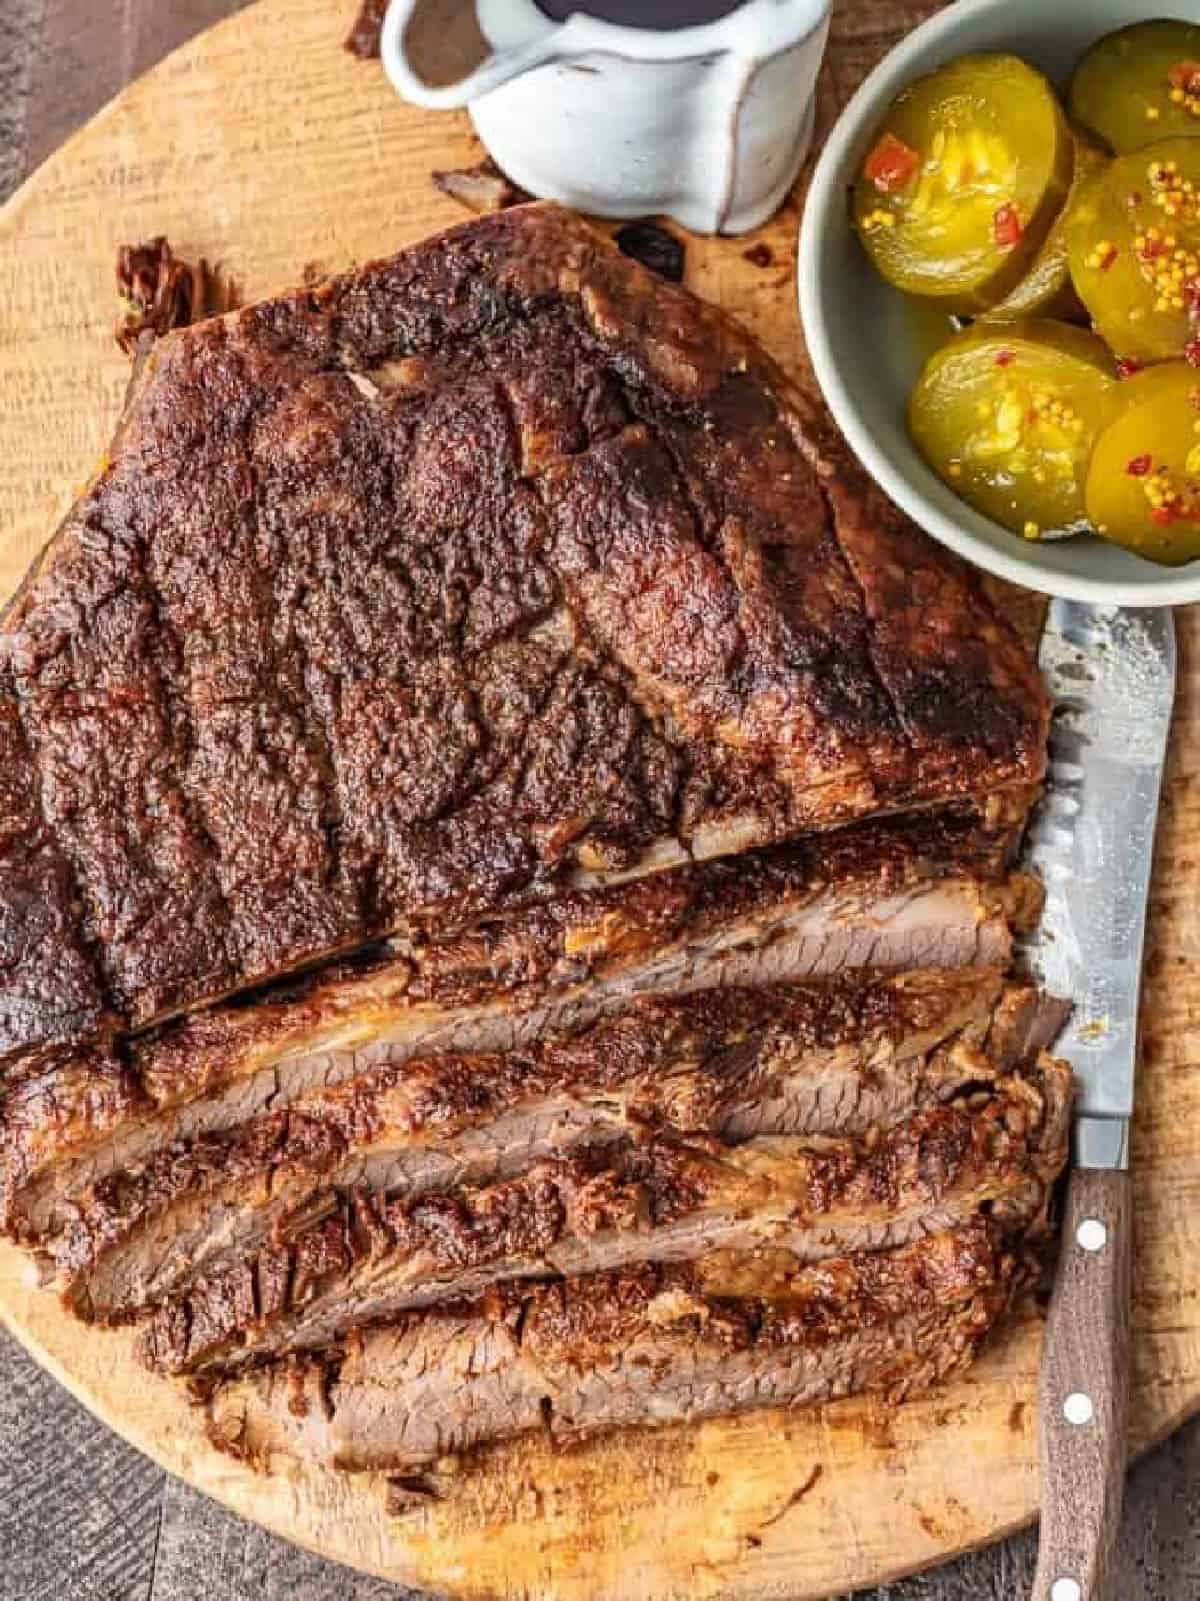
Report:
1,3,1199,1597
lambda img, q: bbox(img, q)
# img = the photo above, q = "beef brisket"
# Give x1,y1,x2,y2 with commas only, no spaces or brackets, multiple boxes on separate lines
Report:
0,206,1060,1487
51,969,1066,1322
2,809,1035,1240
205,1218,1024,1474
142,1054,1070,1375
0,204,1047,1069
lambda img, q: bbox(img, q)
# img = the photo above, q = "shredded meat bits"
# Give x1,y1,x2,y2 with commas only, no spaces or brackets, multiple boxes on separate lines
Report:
115,237,209,356
345,0,386,58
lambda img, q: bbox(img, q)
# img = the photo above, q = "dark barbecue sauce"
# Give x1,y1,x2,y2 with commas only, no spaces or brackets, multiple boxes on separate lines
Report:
536,1,744,27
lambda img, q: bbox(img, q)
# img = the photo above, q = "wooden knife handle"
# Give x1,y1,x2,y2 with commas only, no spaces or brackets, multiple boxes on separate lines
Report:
1032,1166,1133,1601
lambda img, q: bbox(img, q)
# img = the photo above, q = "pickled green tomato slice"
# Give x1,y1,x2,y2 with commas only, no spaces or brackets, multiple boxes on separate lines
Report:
908,321,1119,537
987,132,1108,322
1065,138,1200,361
853,54,1073,312
1086,362,1200,564
1070,20,1200,155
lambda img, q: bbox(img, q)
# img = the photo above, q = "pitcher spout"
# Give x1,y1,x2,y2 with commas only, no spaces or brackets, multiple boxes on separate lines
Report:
381,0,562,110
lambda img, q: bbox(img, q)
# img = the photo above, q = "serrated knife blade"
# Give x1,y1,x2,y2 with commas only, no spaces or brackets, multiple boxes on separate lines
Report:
1021,599,1176,1170
1027,600,1175,1601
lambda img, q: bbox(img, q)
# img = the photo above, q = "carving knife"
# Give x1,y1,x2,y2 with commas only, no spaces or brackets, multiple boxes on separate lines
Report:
1023,600,1176,1601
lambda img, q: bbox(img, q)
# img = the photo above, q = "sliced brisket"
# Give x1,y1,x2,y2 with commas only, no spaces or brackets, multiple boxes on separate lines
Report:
142,1054,1070,1375
51,968,1065,1322
206,1218,1024,1474
0,204,1047,1068
2,808,1036,1240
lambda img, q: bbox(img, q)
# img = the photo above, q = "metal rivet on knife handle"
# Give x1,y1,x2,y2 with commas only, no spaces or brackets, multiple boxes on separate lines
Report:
1063,1392,1095,1426
1077,1218,1108,1252
1051,1580,1083,1601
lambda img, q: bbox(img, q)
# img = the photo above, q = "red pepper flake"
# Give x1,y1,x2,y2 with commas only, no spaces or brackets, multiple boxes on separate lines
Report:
1126,454,1152,477
1186,338,1200,369
994,349,1015,367
1116,358,1142,380
1167,61,1200,93
863,133,919,194
992,204,1022,249
1151,506,1177,526
1140,235,1166,259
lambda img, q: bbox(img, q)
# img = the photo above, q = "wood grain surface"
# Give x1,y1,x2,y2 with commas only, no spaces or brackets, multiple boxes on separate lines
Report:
0,2,1199,1598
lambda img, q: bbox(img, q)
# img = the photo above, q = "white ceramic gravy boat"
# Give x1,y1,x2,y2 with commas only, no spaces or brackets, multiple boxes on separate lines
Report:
380,0,831,235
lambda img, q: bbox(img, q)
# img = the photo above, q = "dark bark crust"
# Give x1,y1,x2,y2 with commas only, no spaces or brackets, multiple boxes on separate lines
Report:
0,205,1048,1071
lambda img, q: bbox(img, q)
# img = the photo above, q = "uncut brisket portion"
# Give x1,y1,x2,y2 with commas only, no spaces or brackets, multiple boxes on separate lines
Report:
0,203,1047,1065
51,970,1067,1325
205,1219,1024,1474
142,1054,1070,1376
2,808,1038,1240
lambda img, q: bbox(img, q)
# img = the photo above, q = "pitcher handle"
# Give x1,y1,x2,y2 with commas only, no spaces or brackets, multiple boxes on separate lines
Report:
381,0,561,109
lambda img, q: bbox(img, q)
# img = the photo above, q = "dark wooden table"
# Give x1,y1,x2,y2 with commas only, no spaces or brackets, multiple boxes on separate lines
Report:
0,2,1198,1597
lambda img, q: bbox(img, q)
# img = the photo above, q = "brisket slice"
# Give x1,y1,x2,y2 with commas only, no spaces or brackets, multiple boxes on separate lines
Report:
52,970,1066,1325
205,1218,1024,1474
142,1055,1070,1376
2,809,1036,1239
0,203,1048,1065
